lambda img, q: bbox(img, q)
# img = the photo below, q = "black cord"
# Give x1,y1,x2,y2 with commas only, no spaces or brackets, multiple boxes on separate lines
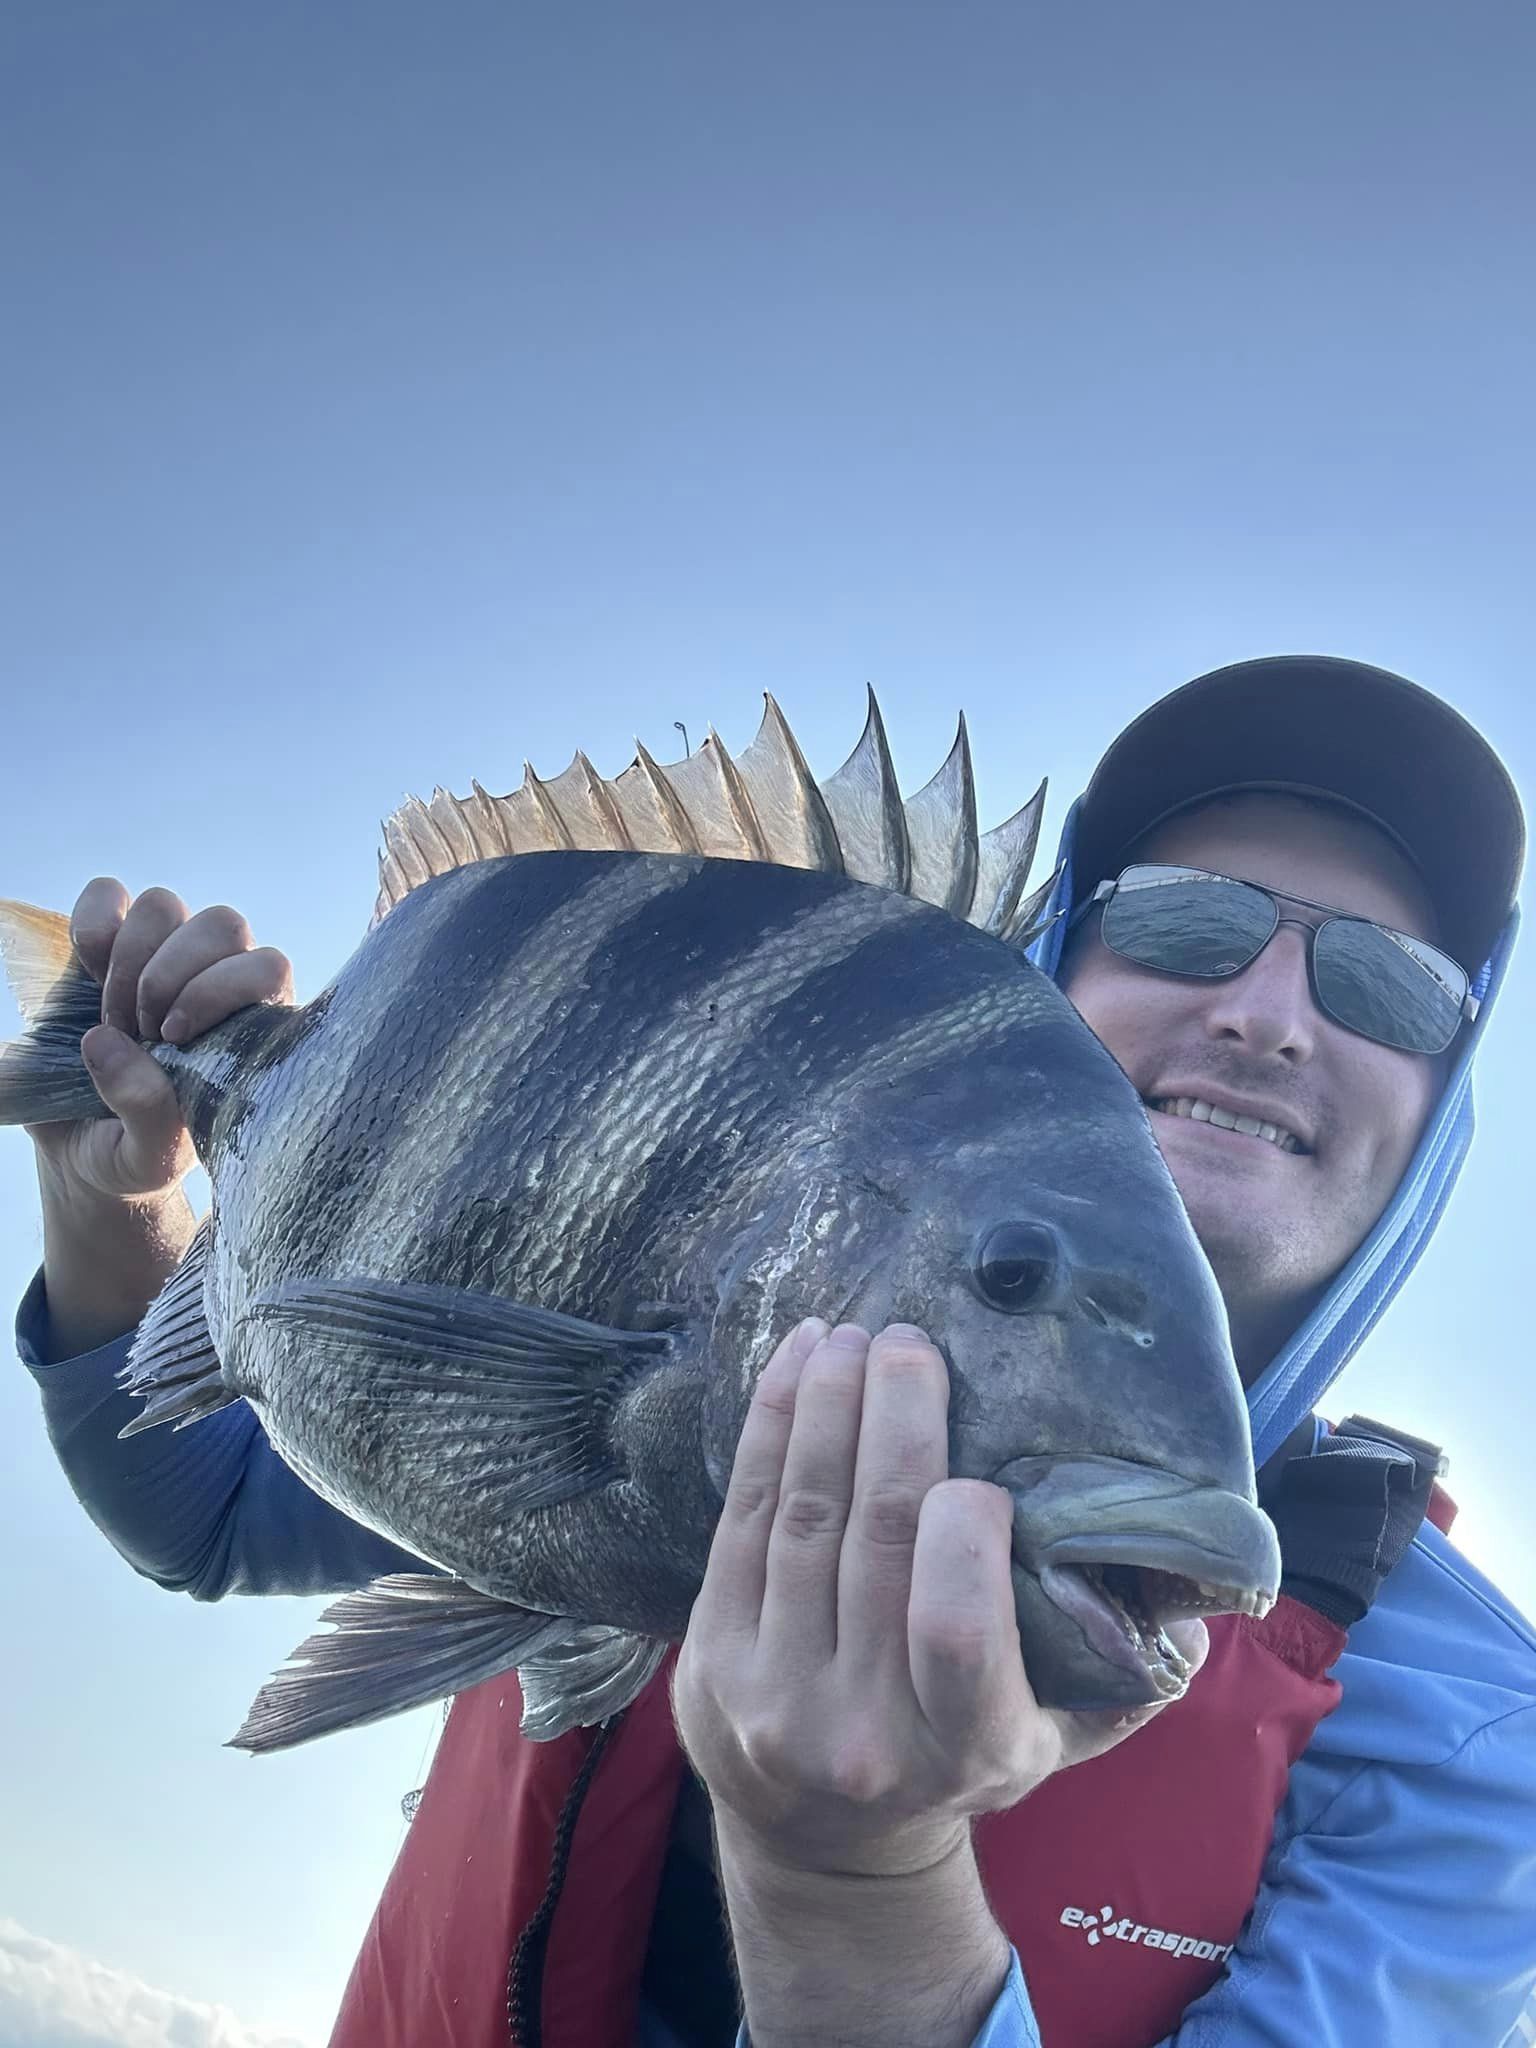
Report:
507,1718,621,2047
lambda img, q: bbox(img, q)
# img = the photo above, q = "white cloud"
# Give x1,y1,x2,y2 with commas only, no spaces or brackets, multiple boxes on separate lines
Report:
0,1922,312,2048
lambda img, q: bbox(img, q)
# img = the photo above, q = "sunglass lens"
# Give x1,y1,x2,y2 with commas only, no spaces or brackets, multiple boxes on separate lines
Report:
1312,921,1463,1055
1102,874,1277,977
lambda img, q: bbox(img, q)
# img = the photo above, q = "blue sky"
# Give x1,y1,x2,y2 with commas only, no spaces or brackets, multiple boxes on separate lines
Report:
3,4,1534,2041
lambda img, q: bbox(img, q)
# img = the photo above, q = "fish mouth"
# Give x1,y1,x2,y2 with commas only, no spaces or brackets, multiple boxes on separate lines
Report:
1038,1557,1268,1700
1000,1455,1281,1704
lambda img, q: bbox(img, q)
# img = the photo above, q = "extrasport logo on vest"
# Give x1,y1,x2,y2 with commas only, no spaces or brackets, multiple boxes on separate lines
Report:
1059,1904,1235,1966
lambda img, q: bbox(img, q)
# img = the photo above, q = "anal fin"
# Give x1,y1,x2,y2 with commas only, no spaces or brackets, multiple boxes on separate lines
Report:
229,1574,567,1753
118,1218,236,1436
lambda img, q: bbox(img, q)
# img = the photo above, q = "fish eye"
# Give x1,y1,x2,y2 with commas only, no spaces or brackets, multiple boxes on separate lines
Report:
972,1222,1060,1313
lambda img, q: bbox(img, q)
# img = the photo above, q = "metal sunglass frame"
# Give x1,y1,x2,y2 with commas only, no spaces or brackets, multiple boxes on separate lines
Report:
1070,863,1479,1050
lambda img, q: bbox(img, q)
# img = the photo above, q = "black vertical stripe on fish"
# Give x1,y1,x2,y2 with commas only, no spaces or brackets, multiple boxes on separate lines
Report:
397,860,912,1300
333,854,708,1287
544,918,1003,1285
231,858,613,1286
728,902,1025,1079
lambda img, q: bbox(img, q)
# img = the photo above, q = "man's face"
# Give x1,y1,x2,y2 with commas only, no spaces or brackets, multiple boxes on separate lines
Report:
1060,793,1444,1373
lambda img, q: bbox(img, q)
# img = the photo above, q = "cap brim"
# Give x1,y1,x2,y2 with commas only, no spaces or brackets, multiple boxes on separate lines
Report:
1073,656,1524,974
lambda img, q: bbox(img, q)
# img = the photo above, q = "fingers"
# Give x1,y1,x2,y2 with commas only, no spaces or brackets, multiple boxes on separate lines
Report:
78,1025,195,1193
688,1317,829,1646
835,1325,950,1675
755,1325,871,1673
158,945,292,1044
67,881,291,1045
98,888,190,1035
69,878,131,984
907,1480,1030,1760
133,905,253,1040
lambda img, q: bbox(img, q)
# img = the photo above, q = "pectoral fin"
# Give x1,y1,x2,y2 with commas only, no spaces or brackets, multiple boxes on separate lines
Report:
242,1276,672,1511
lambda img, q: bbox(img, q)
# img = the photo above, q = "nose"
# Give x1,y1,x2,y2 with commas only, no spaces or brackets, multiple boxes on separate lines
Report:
1074,1269,1157,1350
1200,923,1317,1065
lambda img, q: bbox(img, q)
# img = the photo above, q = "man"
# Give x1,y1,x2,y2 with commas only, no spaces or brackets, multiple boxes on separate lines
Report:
14,656,1536,2045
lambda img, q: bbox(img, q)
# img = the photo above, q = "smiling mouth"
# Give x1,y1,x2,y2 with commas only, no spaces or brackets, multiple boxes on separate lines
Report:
1147,1095,1307,1155
1040,1560,1271,1697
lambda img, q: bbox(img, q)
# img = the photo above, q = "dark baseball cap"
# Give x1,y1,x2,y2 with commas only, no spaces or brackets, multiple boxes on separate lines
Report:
1072,656,1525,975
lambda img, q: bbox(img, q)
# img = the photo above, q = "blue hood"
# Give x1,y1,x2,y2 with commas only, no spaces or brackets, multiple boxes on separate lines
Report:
1031,798,1520,1466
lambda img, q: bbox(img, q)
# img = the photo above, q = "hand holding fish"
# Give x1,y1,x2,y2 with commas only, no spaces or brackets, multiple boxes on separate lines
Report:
673,1316,1209,2048
31,877,293,1199
24,878,291,1358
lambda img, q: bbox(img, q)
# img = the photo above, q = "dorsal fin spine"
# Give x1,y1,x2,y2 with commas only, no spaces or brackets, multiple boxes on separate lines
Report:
373,693,1049,950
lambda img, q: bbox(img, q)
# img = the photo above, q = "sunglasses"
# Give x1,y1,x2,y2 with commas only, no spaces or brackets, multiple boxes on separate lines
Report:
1073,864,1477,1056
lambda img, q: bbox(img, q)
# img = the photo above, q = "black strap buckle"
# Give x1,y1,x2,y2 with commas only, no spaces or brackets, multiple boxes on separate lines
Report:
1334,1413,1450,1486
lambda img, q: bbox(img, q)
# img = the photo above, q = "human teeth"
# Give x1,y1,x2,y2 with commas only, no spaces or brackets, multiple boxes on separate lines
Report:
1150,1097,1302,1153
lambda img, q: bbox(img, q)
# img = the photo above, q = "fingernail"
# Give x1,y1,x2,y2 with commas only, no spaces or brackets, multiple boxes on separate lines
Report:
81,1025,121,1067
793,1316,830,1349
826,1323,871,1348
882,1322,930,1341
161,1009,187,1043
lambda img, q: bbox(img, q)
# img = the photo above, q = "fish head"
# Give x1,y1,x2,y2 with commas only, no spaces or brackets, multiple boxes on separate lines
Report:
706,966,1280,1711
883,1006,1281,1711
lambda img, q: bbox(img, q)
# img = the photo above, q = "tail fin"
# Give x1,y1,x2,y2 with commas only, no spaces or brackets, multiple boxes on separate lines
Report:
0,900,111,1125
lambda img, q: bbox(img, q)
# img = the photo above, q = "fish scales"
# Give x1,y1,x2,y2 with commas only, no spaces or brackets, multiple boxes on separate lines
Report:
322,857,699,1289
208,863,560,1317
364,863,881,1311
519,872,1047,1311
491,876,921,1305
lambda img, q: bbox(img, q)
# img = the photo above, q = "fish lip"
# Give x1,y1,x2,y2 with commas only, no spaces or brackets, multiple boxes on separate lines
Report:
1143,1082,1314,1154
998,1455,1282,1610
1036,1531,1275,1611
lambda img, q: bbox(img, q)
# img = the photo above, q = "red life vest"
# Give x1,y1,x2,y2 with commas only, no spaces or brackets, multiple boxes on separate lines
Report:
331,1607,1326,2047
332,1484,1458,2048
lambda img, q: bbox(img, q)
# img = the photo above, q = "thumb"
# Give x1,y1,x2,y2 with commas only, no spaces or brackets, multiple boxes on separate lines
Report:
79,1025,194,1195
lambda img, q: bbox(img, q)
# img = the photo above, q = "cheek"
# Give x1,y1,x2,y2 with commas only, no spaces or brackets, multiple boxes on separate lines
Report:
1059,955,1126,1042
1354,1052,1439,1183
1061,956,1173,1075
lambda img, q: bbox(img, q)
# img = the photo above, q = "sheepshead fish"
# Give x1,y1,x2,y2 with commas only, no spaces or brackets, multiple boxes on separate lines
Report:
0,695,1279,1749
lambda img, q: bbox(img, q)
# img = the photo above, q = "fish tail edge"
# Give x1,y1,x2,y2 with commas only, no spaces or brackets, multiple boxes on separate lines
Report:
0,899,110,1125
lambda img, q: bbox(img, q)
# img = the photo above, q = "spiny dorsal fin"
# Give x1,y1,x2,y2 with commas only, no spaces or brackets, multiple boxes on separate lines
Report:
372,691,1051,949
973,780,1047,937
818,686,909,894
903,713,977,919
